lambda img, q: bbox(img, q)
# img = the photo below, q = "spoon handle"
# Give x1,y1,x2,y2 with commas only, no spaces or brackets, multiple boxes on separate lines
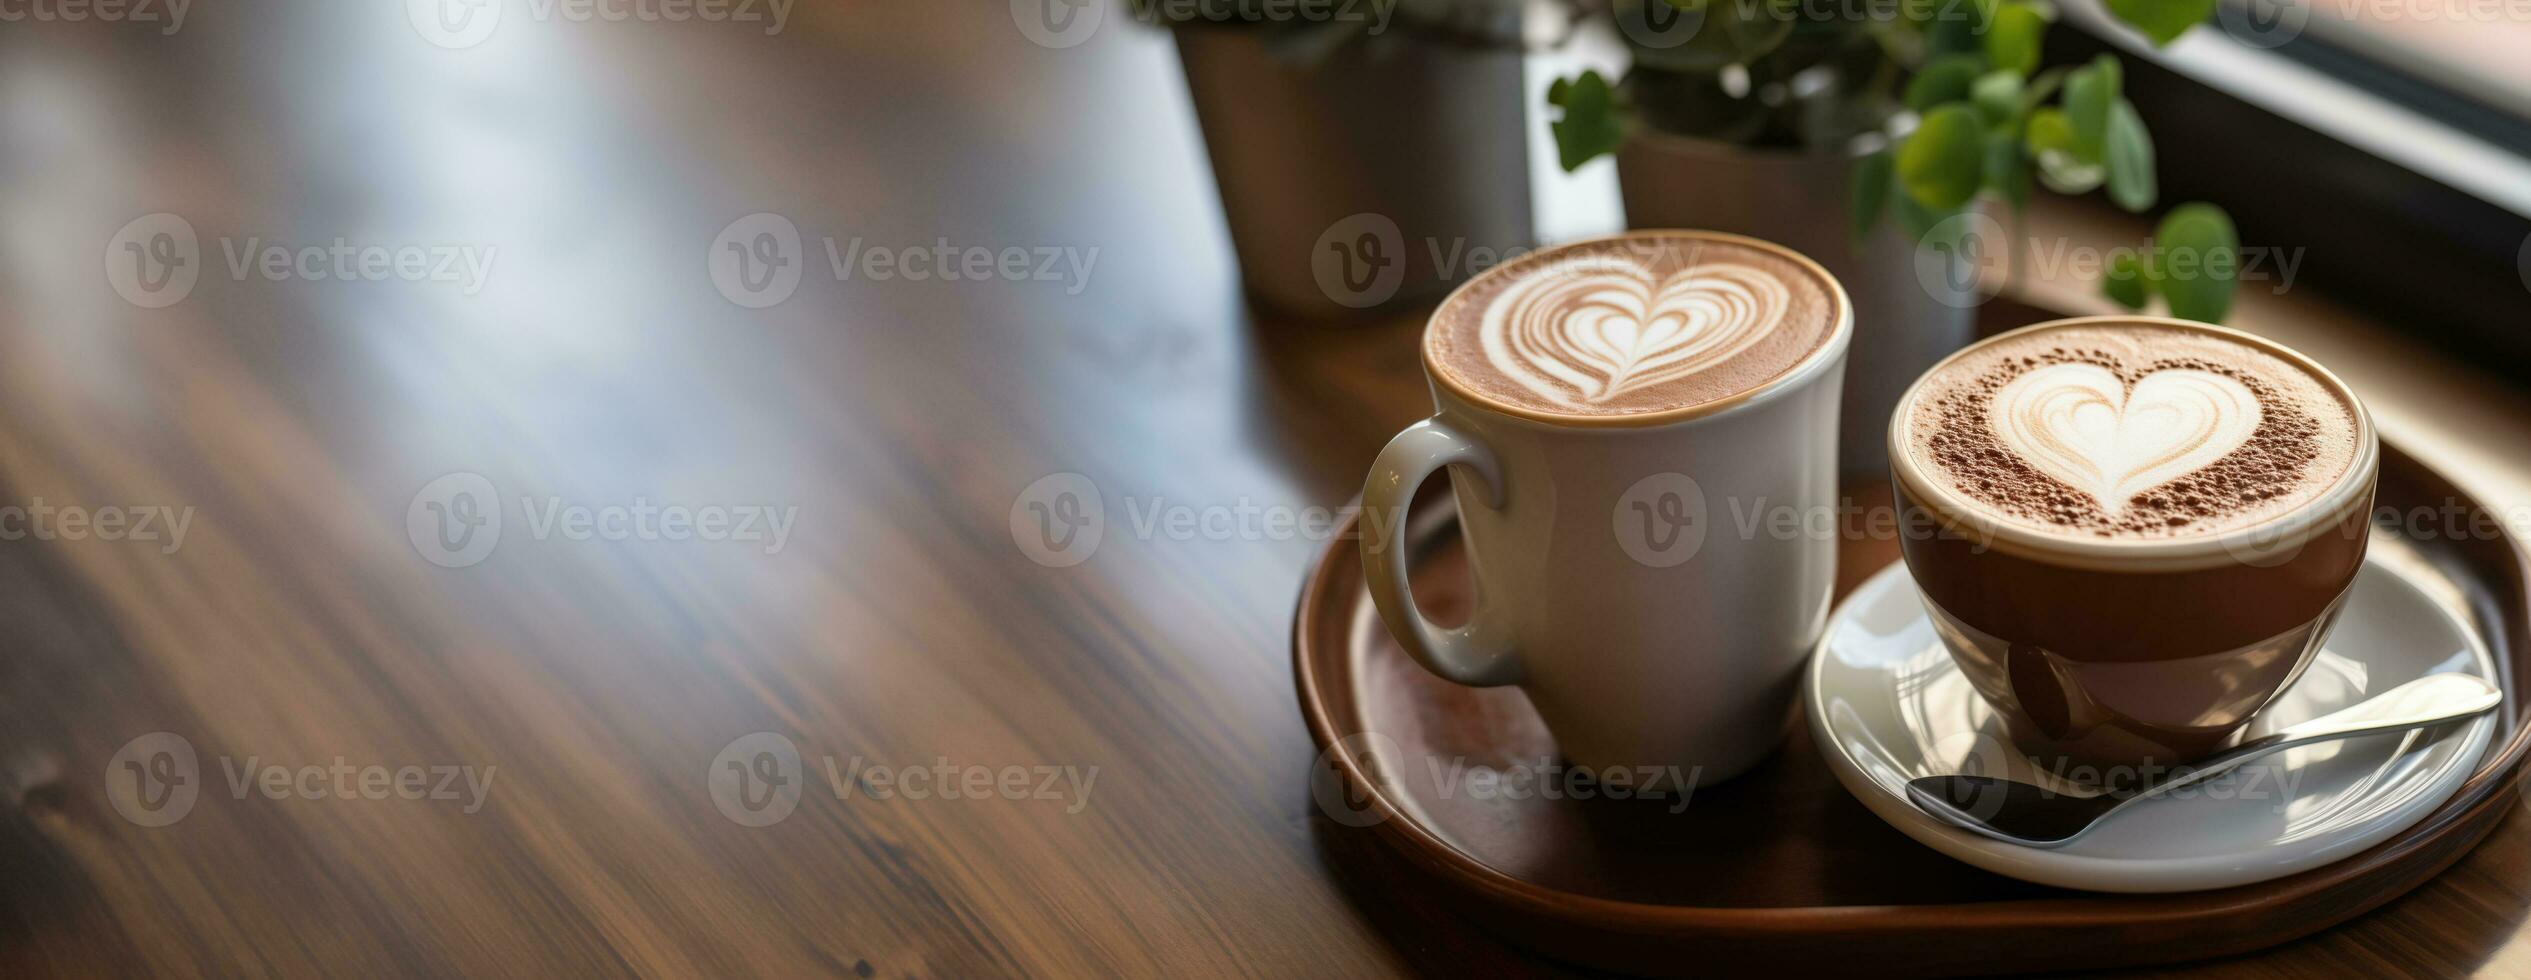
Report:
2122,673,2502,804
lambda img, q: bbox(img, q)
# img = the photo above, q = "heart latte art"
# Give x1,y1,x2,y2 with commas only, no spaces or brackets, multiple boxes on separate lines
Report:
1990,364,2262,516
1905,321,2362,538
1478,255,1791,409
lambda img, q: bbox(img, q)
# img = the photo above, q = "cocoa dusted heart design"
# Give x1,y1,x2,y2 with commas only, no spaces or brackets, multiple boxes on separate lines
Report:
1990,363,2262,516
1477,254,1788,409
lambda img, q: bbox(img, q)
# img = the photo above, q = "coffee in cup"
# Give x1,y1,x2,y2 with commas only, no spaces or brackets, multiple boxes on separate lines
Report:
1423,234,1842,416
1362,230,1851,781
1889,316,2379,771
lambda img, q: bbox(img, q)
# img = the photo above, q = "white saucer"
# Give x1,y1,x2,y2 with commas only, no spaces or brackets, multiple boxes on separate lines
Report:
1807,556,2499,893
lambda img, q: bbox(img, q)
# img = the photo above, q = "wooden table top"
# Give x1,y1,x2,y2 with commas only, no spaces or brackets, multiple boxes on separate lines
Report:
4,4,2529,977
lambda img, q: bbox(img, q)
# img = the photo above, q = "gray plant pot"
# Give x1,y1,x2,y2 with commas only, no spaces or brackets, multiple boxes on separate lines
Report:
1616,130,1978,477
1174,29,1534,317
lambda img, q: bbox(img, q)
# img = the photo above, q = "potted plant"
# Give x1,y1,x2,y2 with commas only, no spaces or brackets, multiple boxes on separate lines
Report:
1547,0,2240,474
1142,0,1552,315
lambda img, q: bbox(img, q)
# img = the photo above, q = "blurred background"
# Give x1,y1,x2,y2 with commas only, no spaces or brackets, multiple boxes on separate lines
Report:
3,0,2531,975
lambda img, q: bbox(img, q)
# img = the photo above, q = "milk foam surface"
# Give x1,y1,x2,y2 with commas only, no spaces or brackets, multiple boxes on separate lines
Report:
1426,235,1838,416
1904,322,2360,539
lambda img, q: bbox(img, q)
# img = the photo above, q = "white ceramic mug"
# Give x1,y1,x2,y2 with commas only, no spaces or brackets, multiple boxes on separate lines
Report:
1360,248,1851,782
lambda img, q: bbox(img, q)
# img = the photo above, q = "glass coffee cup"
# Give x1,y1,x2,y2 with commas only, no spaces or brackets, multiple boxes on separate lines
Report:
1888,316,2379,771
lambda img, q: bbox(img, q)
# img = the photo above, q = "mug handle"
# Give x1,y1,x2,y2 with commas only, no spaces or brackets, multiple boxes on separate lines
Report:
1360,417,1523,687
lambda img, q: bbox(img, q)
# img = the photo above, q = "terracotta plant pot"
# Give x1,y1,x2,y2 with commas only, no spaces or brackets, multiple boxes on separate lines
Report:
1174,29,1534,317
1616,130,1978,477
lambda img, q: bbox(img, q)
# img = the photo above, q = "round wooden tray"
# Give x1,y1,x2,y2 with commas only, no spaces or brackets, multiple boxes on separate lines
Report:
1293,443,2531,977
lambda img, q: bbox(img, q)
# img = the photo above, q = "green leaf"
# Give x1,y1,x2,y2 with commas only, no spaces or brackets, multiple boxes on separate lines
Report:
2024,108,2074,155
2154,203,2239,322
1984,2,2051,76
1852,149,1895,239
1924,0,1997,59
2063,55,2120,161
1984,129,2031,210
1905,55,1986,112
2020,65,2069,114
1547,70,1626,173
1898,105,1989,211
2103,249,2150,309
1971,70,2023,126
2106,0,2215,46
1890,189,1955,243
2025,108,2103,193
2103,98,2157,212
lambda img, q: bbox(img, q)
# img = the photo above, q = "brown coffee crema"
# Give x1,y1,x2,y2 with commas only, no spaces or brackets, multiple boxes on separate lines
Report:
1426,233,1841,418
1901,322,2361,539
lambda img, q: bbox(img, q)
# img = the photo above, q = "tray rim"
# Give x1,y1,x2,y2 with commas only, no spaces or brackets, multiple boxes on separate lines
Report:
1292,440,2531,951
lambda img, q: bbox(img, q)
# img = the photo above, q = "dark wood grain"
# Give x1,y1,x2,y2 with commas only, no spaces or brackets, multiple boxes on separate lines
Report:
0,4,2526,978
